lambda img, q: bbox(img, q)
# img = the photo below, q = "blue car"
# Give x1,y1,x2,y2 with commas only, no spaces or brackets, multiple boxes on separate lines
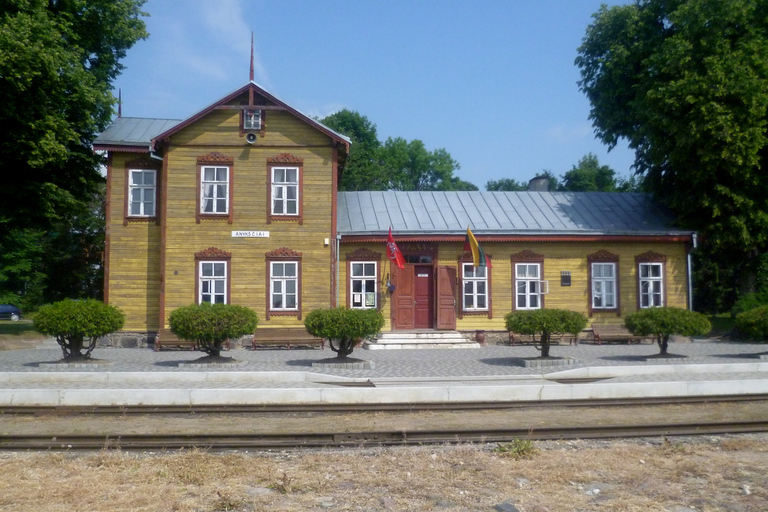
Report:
0,304,22,321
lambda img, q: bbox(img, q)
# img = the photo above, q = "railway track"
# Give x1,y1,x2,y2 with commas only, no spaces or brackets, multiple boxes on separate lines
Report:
1,395,767,450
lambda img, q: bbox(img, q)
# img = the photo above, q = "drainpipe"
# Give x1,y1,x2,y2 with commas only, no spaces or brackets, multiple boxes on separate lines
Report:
336,234,341,307
149,151,163,161
687,233,698,310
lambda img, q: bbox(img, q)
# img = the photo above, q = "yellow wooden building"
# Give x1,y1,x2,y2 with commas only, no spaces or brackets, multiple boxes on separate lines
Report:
95,82,696,346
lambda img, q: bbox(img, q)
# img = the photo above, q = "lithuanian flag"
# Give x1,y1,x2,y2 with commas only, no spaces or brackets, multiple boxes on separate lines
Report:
464,227,492,268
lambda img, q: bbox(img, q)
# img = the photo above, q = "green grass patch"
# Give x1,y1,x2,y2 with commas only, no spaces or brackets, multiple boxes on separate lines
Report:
494,438,537,460
0,320,47,341
707,315,735,338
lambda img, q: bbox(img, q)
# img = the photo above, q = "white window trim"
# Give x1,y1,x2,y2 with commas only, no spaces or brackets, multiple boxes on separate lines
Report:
591,262,617,309
199,261,227,304
128,169,156,217
350,261,377,309
200,166,229,214
244,109,261,130
515,263,541,310
270,261,299,311
271,166,299,216
639,262,664,308
462,262,488,311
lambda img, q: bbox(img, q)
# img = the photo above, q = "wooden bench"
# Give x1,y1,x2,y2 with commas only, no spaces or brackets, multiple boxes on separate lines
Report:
508,332,577,345
154,330,230,351
592,324,653,345
252,327,325,350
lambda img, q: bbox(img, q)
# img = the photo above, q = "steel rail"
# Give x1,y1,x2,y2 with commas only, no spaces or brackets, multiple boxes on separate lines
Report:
2,394,768,416
2,420,768,451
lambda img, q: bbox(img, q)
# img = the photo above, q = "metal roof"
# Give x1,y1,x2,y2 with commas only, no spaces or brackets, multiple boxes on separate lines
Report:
337,191,690,236
93,117,181,147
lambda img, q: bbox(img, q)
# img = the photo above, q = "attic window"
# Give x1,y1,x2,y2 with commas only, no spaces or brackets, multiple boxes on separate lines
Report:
244,109,261,130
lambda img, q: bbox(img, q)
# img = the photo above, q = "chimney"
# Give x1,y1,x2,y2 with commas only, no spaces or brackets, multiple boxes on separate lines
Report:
528,176,549,191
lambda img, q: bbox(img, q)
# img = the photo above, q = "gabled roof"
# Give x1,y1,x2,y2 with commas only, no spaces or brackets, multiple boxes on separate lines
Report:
93,117,181,149
337,191,692,238
150,81,351,151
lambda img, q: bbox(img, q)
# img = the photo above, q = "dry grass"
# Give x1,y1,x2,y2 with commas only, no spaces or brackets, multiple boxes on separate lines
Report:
0,436,766,511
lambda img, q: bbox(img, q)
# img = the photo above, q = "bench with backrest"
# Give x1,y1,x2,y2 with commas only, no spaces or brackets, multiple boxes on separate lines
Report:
252,327,325,350
592,323,653,344
154,330,231,351
508,332,577,345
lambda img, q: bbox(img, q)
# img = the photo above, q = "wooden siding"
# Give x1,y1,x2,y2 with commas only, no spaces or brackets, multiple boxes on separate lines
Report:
340,241,690,332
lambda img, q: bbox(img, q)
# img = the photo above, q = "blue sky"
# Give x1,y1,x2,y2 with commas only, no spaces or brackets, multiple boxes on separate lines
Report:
113,0,634,189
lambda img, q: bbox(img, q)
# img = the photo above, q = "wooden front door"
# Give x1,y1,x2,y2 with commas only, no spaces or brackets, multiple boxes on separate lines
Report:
413,265,434,328
436,265,457,330
393,264,415,329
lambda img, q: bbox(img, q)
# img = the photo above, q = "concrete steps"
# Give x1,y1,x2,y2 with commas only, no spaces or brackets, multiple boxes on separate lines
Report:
363,331,479,350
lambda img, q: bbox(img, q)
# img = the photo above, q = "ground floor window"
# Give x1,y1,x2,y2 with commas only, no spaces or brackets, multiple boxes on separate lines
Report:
351,262,377,309
270,261,298,310
639,262,664,308
591,262,616,309
515,263,541,310
462,263,488,311
199,261,227,304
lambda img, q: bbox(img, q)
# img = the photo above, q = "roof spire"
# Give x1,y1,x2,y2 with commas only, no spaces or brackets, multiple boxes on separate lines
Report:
118,88,122,117
249,32,254,82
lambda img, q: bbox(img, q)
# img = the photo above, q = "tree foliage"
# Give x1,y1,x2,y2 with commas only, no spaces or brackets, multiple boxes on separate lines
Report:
624,307,711,354
734,305,768,341
504,309,587,358
577,0,768,310
485,178,528,191
304,307,384,359
34,299,124,360
320,110,477,191
0,0,147,237
168,303,259,357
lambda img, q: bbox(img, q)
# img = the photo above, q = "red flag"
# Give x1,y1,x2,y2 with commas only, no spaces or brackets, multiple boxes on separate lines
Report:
387,227,405,270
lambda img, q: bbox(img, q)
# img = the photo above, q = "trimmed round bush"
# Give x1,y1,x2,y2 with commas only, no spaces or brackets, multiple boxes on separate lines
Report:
735,305,768,342
504,309,587,357
34,299,125,359
169,303,259,357
624,307,711,354
304,307,384,359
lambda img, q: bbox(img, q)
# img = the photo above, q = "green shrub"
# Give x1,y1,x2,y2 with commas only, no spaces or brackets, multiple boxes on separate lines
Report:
494,438,537,460
169,303,258,357
734,305,768,342
504,308,587,357
304,307,384,359
34,299,124,359
732,290,768,317
624,307,711,354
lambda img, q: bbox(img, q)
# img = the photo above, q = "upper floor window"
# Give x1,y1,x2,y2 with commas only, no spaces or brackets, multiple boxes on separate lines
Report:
515,263,541,310
351,262,377,309
271,261,298,311
199,261,227,304
462,263,488,311
591,262,616,309
271,167,299,216
201,166,229,214
639,262,664,308
243,109,261,130
128,169,156,217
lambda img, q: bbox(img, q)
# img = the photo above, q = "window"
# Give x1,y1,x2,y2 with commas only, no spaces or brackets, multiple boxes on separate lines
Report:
515,263,541,310
271,167,299,216
243,109,261,130
199,261,227,304
591,263,616,309
462,263,488,311
350,262,377,309
639,262,664,308
270,261,298,310
128,169,156,217
201,166,229,214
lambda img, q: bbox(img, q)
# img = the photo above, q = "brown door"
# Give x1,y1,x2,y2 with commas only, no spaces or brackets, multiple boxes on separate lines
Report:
414,265,434,328
436,265,457,330
393,264,415,329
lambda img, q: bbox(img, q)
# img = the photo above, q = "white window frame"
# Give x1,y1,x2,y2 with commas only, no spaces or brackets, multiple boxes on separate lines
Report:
128,169,156,217
591,262,616,309
201,166,229,214
243,109,261,130
462,263,488,311
639,262,664,308
515,263,541,310
271,167,299,216
350,261,377,309
199,261,227,304
270,261,298,311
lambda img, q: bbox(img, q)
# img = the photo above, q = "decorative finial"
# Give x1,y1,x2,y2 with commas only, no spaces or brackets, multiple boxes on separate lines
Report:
118,88,122,117
249,32,254,82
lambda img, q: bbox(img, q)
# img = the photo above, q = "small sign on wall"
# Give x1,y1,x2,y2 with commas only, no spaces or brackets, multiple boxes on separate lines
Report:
231,231,270,238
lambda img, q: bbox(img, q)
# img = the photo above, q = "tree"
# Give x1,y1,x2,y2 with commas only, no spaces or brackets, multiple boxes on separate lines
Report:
504,309,588,358
34,299,124,360
304,307,384,360
0,0,147,239
624,307,711,355
485,178,528,191
576,0,768,310
560,153,618,192
168,303,258,358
